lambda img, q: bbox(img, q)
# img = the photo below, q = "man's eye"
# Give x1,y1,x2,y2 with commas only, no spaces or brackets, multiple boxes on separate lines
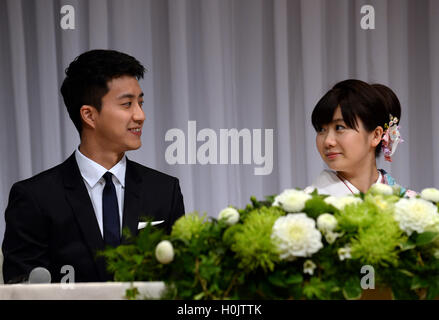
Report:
122,102,132,107
336,125,345,130
139,101,144,107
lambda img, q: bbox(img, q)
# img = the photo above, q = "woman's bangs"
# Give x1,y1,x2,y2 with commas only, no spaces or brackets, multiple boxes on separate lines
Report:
311,92,340,131
339,100,360,131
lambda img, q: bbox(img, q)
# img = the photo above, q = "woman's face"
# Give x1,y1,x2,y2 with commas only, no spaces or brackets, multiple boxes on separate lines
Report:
316,107,379,174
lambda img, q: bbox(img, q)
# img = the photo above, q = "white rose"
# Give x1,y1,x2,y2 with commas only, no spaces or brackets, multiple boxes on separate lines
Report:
155,240,174,264
271,213,323,260
218,207,240,226
420,188,439,203
273,189,312,213
369,183,393,196
324,195,362,211
394,198,439,236
316,213,338,233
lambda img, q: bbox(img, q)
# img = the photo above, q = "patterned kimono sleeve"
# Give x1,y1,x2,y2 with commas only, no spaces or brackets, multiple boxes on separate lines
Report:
381,170,417,198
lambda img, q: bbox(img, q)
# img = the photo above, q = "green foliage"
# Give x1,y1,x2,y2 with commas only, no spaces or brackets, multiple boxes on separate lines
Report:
303,196,336,219
342,277,363,300
303,277,340,300
100,188,439,300
98,223,166,282
415,231,439,246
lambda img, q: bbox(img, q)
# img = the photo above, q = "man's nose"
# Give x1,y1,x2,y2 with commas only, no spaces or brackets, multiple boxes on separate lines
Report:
133,103,145,123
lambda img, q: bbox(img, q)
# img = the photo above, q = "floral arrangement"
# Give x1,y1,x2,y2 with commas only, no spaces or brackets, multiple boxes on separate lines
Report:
101,184,439,300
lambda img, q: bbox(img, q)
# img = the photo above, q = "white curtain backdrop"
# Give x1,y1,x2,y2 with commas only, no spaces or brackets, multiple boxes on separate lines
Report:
1,0,438,244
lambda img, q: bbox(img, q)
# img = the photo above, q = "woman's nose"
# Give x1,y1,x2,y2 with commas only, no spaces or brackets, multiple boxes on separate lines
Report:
324,131,336,147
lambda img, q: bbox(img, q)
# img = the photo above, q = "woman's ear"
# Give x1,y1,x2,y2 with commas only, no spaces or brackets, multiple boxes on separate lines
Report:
80,105,97,129
371,126,384,147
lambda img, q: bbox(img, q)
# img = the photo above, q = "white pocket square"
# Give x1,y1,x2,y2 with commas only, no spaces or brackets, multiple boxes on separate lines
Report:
138,220,165,230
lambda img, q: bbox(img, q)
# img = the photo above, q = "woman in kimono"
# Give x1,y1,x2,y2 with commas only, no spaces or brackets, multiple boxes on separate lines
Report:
305,79,413,197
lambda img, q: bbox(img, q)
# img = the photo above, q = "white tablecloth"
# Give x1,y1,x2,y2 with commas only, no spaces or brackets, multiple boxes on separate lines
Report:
0,281,165,300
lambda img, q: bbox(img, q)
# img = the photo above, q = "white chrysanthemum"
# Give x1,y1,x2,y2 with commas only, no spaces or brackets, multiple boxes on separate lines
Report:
303,260,317,275
316,213,338,233
394,198,439,236
420,188,439,203
303,186,315,194
338,247,351,261
218,207,240,226
324,195,362,211
155,240,174,264
271,213,323,261
369,183,393,196
273,189,312,213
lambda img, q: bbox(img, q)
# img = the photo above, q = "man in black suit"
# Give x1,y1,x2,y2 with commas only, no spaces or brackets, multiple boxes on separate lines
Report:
2,50,185,283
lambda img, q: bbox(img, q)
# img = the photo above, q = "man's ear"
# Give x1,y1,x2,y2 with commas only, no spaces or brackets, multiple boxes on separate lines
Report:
371,126,384,147
80,105,98,129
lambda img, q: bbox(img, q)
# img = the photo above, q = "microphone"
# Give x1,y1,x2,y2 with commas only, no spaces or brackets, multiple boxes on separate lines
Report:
28,267,52,284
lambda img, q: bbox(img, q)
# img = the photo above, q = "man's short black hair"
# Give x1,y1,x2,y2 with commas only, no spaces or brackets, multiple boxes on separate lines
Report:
60,49,146,135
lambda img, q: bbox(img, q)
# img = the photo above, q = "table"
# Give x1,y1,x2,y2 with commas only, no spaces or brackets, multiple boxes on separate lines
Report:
0,281,165,300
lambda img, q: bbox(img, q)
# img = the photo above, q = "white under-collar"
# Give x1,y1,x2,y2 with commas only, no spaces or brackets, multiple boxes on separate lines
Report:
75,147,126,188
340,170,382,194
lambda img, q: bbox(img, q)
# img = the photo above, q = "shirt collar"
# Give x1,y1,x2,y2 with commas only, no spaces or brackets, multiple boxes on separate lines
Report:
331,170,383,195
75,147,126,188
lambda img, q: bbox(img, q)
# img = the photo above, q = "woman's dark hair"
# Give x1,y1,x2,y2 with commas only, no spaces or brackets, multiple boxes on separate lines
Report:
60,49,146,135
311,79,401,157
371,83,401,120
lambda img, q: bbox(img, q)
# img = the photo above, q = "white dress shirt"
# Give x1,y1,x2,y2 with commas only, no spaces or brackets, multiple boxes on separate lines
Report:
75,148,126,237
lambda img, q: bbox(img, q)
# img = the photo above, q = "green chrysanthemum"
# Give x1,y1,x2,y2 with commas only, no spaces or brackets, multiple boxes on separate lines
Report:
171,212,209,242
335,201,376,233
349,212,406,267
364,194,399,214
335,196,406,267
230,206,284,272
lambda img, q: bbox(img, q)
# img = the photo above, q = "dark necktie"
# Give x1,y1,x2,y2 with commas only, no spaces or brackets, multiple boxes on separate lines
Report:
102,172,121,247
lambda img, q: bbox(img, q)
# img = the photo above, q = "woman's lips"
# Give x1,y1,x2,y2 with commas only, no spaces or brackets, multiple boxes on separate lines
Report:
326,152,340,160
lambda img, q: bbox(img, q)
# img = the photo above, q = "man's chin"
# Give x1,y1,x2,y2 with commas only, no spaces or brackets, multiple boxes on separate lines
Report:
125,142,142,151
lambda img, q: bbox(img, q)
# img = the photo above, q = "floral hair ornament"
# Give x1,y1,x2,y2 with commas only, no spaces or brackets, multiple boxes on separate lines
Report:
381,114,403,162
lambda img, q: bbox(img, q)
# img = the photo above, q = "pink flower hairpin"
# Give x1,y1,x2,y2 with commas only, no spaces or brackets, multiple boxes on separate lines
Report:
381,114,403,162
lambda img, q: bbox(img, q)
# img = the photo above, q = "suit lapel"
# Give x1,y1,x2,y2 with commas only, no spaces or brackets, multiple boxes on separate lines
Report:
61,153,108,280
122,159,142,244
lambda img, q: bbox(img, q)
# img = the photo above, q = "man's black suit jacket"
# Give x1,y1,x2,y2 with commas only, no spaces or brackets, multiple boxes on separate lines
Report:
2,153,185,283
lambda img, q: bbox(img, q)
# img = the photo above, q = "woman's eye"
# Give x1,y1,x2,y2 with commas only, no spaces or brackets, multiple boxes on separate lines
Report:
336,125,345,130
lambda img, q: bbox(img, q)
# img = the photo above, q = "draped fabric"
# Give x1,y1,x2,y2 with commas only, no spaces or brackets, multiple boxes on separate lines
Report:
1,0,438,244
